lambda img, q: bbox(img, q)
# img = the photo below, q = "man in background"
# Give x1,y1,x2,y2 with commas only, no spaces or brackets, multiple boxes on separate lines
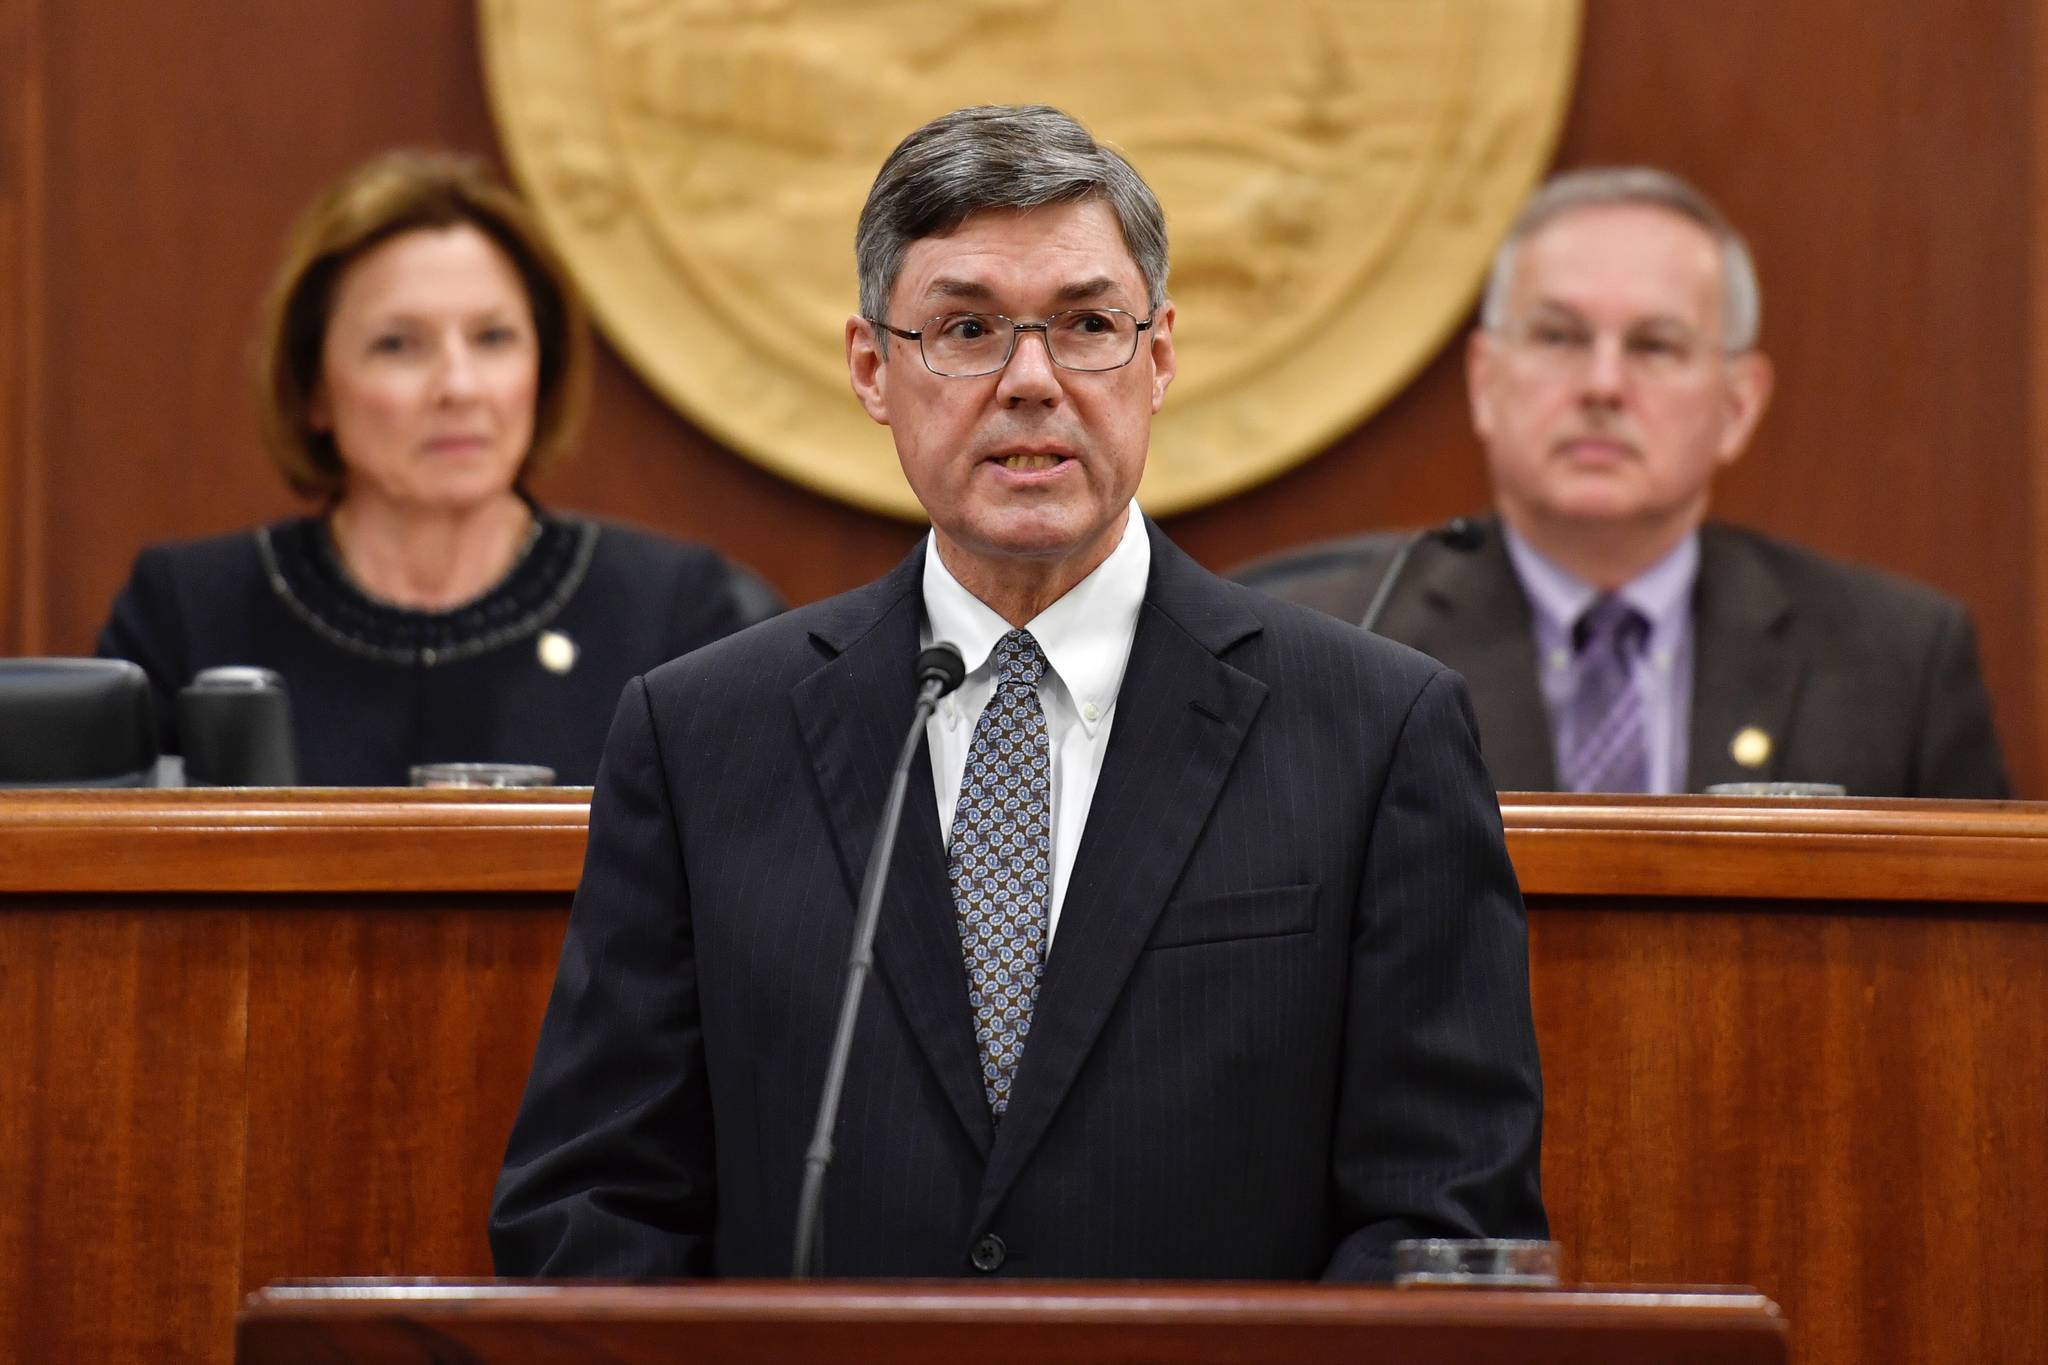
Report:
1242,167,2008,797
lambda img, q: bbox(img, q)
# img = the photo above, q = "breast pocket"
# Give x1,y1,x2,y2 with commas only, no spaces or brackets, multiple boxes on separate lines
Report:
1145,882,1318,951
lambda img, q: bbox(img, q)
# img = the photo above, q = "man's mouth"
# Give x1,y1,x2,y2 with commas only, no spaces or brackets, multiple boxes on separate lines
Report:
994,453,1066,471
1555,435,1635,461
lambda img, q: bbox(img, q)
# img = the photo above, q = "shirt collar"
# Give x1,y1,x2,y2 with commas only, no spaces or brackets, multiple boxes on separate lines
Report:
1502,521,1699,649
921,501,1149,735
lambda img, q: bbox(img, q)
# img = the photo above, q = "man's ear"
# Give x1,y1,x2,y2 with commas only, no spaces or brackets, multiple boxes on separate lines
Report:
1465,328,1500,440
1716,350,1775,467
1146,302,1177,413
846,316,892,426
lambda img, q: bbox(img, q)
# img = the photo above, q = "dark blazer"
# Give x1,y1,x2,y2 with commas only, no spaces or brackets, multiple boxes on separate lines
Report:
1236,518,2010,797
95,514,777,785
491,520,1546,1281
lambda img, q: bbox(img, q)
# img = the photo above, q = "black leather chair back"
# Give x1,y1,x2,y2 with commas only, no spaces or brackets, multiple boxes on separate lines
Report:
0,658,159,786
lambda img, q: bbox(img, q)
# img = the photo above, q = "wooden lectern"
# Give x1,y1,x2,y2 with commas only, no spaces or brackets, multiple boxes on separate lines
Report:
236,1280,1787,1364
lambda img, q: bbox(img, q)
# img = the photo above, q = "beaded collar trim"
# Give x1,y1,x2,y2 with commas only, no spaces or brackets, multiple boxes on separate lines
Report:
254,513,599,667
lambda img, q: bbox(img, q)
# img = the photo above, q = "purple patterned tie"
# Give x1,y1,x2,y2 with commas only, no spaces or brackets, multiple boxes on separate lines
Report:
948,629,1052,1118
1558,594,1651,793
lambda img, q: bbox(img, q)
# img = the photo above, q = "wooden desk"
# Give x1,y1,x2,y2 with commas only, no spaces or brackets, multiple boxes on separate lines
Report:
3,790,2043,1363
235,1280,1788,1364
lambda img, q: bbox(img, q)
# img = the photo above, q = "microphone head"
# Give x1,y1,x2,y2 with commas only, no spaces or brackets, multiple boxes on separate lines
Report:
1434,517,1486,552
915,643,968,698
177,665,297,785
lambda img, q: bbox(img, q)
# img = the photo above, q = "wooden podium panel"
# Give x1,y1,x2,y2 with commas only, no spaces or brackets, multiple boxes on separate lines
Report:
1505,798,2048,1365
0,791,582,1364
3,790,2045,1363
234,1281,1787,1365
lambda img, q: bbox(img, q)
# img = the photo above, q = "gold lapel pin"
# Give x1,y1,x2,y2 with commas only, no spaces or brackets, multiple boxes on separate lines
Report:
537,629,578,675
1730,726,1772,769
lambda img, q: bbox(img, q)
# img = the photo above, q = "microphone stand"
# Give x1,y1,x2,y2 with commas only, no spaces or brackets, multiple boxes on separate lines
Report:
792,644,965,1277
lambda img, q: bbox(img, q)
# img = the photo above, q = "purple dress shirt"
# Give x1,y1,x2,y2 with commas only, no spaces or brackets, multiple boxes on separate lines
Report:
1502,525,1699,794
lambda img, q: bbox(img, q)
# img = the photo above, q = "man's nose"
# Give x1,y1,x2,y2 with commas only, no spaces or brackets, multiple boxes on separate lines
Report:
996,327,1062,406
1578,335,1628,403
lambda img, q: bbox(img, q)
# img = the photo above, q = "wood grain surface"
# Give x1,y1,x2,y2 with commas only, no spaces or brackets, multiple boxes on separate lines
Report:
234,1282,1788,1365
11,788,2048,901
0,899,249,1361
0,0,48,655
2,790,2044,1363
237,900,566,1289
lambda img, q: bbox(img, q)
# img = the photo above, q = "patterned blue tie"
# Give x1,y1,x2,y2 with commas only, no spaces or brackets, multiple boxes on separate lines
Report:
948,629,1052,1118
1558,593,1651,793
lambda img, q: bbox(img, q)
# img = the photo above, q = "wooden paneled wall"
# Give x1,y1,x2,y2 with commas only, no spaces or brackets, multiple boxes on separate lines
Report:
3,1,2043,792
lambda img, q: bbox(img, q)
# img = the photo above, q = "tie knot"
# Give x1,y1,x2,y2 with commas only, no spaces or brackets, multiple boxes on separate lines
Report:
1573,594,1649,656
994,629,1048,689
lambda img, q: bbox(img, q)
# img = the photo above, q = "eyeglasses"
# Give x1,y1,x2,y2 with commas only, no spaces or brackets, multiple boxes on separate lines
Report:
871,309,1153,377
1494,313,1736,382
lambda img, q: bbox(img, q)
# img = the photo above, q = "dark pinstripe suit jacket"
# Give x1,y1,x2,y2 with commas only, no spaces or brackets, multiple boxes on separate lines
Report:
490,520,1546,1280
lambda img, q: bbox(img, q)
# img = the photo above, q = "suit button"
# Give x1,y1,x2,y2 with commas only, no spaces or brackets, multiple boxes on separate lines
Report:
969,1233,1007,1273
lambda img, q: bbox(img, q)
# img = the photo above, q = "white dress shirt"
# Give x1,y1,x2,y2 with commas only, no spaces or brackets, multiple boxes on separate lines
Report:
921,500,1149,945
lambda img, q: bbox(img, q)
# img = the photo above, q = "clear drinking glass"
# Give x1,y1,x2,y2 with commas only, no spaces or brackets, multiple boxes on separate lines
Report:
1393,1238,1561,1287
1703,781,1847,797
408,762,556,789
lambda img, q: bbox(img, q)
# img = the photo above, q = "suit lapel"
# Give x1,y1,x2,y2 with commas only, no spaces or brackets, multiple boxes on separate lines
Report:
1390,522,1557,791
790,547,993,1156
975,525,1268,1224
1687,526,1802,791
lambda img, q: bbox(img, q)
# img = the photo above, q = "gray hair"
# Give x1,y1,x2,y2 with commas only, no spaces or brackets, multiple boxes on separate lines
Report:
854,105,1169,330
1479,166,1762,352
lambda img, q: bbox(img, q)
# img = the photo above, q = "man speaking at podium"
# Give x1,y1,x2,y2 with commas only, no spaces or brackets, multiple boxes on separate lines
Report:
491,105,1545,1280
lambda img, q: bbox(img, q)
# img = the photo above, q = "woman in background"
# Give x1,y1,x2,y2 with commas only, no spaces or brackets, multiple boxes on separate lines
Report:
98,149,778,784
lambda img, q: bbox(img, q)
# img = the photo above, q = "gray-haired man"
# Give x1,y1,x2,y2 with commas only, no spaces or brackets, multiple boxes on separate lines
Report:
1243,167,2007,797
492,105,1546,1280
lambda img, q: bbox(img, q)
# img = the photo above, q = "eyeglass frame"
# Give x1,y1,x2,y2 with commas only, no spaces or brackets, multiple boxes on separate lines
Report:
868,308,1156,378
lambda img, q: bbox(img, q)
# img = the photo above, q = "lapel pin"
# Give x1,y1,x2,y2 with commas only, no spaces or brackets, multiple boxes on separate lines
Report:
537,629,578,675
1730,726,1772,769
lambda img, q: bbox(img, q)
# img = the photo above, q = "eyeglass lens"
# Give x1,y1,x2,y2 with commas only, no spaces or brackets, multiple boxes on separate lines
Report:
921,310,1142,376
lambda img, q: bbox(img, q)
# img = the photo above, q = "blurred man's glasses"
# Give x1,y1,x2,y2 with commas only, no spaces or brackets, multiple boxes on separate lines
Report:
872,309,1153,377
1494,310,1736,382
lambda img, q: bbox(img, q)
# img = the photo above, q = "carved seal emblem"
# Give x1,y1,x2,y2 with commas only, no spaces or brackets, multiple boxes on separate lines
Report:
480,1,1581,518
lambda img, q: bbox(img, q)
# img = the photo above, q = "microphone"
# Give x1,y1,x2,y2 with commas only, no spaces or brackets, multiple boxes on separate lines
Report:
176,666,298,785
1358,517,1486,635
913,644,968,698
792,641,966,1277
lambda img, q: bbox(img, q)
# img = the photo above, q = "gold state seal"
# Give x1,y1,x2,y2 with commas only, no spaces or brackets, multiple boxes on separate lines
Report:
480,0,1581,519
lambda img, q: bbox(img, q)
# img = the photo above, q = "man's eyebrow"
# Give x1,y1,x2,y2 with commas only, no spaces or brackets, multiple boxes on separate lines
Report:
923,277,1000,302
1055,276,1125,303
1528,299,1697,332
917,275,1134,306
